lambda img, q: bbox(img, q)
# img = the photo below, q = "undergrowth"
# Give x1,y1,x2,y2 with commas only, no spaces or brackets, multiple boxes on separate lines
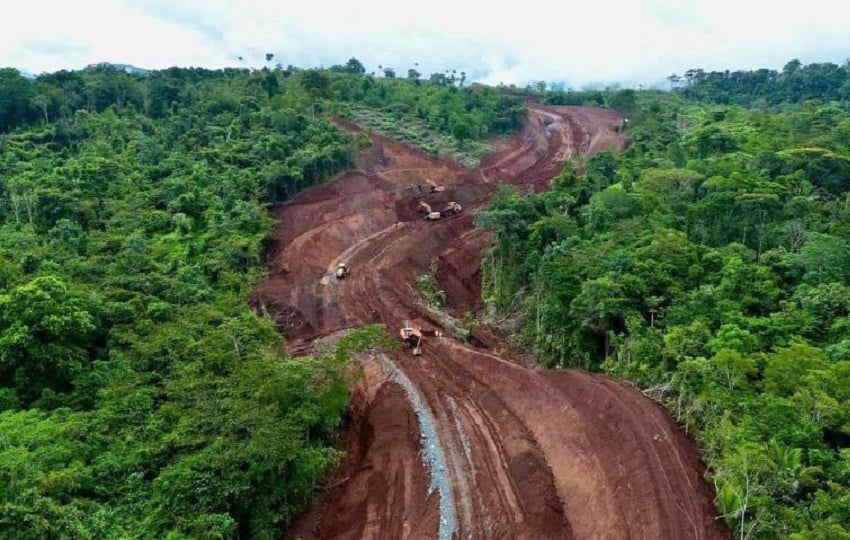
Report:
348,106,490,167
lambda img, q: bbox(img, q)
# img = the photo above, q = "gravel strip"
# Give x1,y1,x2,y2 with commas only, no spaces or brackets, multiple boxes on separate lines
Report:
375,353,457,540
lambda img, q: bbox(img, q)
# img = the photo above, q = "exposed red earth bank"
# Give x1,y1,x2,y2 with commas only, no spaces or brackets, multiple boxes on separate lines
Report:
251,104,730,539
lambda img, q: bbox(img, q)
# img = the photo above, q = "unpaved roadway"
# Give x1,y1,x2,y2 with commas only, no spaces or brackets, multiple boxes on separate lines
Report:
252,104,729,539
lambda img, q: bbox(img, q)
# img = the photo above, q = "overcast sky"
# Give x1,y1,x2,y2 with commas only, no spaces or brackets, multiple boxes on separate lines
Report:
3,0,849,87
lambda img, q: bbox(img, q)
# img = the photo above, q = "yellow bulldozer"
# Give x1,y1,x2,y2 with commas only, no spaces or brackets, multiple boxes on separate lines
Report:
335,262,350,279
442,201,462,216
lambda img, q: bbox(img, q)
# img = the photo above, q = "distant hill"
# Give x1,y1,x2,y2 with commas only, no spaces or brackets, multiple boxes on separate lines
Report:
85,62,150,75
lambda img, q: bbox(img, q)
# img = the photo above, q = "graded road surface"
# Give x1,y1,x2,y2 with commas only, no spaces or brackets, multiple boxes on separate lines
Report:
252,104,730,539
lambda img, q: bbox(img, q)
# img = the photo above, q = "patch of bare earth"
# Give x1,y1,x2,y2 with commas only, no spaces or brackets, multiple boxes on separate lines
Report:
251,105,729,539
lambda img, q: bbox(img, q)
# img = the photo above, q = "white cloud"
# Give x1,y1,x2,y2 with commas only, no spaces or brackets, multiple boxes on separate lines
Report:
3,0,849,85
1,0,220,73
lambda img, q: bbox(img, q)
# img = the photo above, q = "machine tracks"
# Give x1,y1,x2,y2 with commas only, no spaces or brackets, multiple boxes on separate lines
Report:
251,105,729,540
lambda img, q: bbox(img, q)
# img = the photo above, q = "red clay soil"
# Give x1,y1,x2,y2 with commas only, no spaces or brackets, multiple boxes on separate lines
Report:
251,104,730,539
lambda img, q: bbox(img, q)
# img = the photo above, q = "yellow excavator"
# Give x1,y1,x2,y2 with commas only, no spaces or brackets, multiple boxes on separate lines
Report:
399,325,423,355
399,322,443,355
418,200,461,221
418,201,442,220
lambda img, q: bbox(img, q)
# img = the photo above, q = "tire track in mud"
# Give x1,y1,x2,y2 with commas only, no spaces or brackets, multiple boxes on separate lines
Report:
253,105,730,539
413,346,570,539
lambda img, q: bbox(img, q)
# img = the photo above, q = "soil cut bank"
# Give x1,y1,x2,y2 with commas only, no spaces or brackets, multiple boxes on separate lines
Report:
252,104,730,539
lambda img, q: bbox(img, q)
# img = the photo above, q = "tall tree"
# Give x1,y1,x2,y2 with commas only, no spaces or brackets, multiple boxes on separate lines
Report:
300,69,331,119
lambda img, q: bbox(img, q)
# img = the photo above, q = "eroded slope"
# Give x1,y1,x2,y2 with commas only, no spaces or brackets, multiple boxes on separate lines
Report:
252,105,728,539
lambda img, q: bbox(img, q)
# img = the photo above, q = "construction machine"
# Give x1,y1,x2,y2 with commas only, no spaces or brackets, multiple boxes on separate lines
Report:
335,262,350,279
442,201,462,216
419,199,457,220
399,322,443,355
400,325,423,355
418,201,442,220
416,178,445,193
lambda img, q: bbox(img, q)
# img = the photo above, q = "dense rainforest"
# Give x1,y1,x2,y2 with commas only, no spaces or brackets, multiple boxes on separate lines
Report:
480,59,850,538
0,62,521,538
4,53,850,539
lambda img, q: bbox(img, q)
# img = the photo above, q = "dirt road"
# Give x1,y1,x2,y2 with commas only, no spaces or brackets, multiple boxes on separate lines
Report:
252,105,729,539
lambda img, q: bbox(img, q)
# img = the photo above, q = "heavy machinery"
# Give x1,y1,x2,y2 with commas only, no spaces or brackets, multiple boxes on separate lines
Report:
415,181,445,193
399,323,443,355
442,201,462,216
400,325,423,355
419,201,443,221
418,200,460,221
335,262,350,279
